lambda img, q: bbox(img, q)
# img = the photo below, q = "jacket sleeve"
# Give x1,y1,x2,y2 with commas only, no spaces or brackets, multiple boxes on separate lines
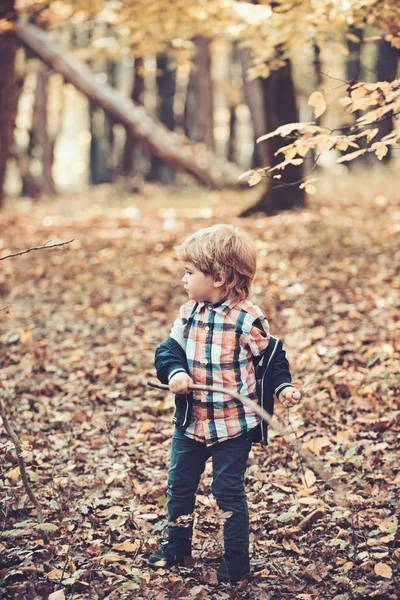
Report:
154,337,189,385
270,345,292,398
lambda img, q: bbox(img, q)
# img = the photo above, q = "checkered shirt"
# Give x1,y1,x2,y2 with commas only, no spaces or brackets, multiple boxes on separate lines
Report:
169,298,270,446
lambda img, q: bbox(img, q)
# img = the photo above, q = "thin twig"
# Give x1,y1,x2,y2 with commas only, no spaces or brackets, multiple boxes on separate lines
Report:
147,380,346,501
0,239,74,262
0,391,45,527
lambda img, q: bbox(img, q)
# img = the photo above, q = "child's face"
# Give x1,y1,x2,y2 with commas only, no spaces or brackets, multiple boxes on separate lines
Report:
182,262,225,304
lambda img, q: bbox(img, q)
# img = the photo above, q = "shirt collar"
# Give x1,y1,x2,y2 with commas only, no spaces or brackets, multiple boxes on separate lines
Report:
195,298,241,315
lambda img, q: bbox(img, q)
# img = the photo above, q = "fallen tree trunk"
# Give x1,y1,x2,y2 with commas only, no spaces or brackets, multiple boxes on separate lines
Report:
15,22,245,189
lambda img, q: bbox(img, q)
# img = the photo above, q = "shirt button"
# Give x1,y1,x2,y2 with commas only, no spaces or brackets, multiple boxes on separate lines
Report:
204,360,208,365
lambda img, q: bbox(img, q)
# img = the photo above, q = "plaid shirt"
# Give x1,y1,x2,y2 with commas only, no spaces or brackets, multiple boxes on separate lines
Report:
169,298,270,446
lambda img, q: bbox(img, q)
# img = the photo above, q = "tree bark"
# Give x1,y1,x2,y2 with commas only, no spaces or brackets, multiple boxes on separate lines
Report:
28,64,55,195
0,0,18,205
241,61,305,216
122,57,144,177
374,40,399,162
238,47,269,167
184,37,215,149
15,23,244,189
89,61,116,185
147,54,176,183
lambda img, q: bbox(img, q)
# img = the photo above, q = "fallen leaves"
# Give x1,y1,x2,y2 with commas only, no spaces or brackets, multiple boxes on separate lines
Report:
374,562,393,579
0,178,399,598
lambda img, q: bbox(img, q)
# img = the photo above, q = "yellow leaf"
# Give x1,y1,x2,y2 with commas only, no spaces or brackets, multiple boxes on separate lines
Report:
46,569,65,581
257,122,312,142
373,143,388,161
305,184,317,195
5,466,20,479
298,496,319,505
282,539,291,551
49,592,66,600
337,148,367,163
374,562,392,578
112,541,139,553
102,554,127,563
248,171,263,186
342,561,354,573
304,437,331,454
308,91,326,118
289,541,303,555
304,469,316,488
254,568,270,578
365,128,379,142
350,86,367,101
140,421,154,434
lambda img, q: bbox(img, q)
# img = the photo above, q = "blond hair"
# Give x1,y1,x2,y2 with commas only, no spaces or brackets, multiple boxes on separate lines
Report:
175,224,256,301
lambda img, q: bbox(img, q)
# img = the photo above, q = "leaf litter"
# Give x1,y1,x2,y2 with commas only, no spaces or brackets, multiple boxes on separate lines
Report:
0,176,399,599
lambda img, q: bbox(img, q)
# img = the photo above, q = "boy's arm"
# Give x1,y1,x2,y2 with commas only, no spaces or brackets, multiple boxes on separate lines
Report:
155,316,194,394
154,338,188,384
270,344,301,408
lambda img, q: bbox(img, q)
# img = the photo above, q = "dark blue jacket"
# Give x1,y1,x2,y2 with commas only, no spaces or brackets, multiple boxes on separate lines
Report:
155,335,292,444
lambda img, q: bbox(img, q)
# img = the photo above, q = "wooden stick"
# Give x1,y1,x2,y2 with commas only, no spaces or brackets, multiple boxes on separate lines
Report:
0,393,44,526
0,239,74,261
147,380,346,498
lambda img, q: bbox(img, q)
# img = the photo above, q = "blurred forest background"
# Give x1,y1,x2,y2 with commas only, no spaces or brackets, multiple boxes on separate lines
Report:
1,0,400,214
1,2,400,600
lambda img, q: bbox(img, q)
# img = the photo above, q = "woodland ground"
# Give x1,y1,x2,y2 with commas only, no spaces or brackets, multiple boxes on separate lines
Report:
0,169,399,600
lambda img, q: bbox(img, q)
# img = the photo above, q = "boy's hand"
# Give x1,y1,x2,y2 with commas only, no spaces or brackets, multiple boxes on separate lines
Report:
279,386,301,408
169,372,194,394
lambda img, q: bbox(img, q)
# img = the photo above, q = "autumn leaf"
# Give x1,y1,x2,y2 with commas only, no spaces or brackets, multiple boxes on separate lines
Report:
48,592,66,600
308,91,327,118
305,184,317,195
374,563,392,578
248,171,263,186
113,541,139,553
46,569,65,581
5,466,20,479
303,469,317,488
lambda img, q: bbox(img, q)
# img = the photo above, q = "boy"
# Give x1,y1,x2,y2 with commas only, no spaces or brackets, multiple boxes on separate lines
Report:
148,224,300,583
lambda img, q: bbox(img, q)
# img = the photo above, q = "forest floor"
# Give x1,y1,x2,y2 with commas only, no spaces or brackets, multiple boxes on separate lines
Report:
0,170,399,600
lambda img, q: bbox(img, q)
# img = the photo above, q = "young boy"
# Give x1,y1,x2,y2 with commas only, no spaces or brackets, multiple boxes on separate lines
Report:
148,224,300,583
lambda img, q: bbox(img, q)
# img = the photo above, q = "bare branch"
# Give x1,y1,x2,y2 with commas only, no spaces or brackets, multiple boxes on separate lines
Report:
0,391,45,527
147,380,347,501
0,239,74,262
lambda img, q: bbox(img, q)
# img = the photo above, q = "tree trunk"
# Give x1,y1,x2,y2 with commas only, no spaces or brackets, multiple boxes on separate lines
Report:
29,64,55,195
35,65,55,196
241,61,305,216
238,47,269,168
346,27,364,83
147,54,176,183
184,37,215,149
89,61,116,184
15,22,244,189
0,0,18,206
122,57,144,177
374,40,399,162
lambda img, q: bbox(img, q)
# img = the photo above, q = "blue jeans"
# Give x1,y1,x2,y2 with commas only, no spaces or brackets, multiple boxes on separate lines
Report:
167,427,253,553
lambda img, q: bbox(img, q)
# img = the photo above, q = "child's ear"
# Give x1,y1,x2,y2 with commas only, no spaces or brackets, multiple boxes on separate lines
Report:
213,271,226,288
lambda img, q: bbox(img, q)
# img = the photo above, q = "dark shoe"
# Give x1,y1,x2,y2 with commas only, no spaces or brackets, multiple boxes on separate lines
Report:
147,537,192,568
217,551,251,583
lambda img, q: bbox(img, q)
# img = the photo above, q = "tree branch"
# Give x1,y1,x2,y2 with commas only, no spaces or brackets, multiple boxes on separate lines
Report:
147,380,347,501
0,391,44,526
0,239,74,261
